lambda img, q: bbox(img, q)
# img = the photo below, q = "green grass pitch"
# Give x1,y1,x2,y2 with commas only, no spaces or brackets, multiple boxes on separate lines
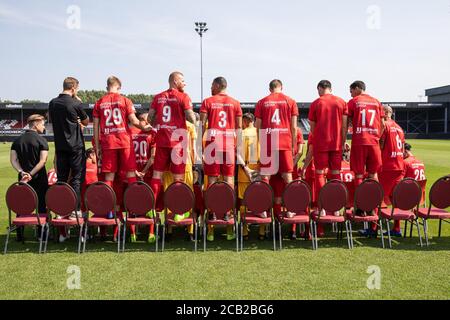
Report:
0,140,449,300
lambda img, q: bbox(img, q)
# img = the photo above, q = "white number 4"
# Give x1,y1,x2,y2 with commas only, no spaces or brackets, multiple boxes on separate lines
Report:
271,109,281,125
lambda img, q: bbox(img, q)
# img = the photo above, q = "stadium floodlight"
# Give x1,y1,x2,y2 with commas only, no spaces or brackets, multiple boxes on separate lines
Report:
195,21,208,102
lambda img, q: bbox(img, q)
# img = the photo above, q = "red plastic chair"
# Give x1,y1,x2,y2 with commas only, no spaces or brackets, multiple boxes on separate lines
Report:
242,181,275,251
84,182,121,253
122,182,157,252
312,180,350,250
204,182,238,252
279,180,313,250
346,179,384,248
46,182,84,254
4,182,47,254
163,182,196,252
381,178,423,249
416,176,450,246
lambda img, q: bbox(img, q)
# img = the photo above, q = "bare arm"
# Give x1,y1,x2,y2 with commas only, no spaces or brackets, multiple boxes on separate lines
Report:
200,112,208,138
10,150,25,174
309,120,316,135
128,113,151,131
341,115,348,150
291,116,298,155
81,116,89,127
147,109,156,127
141,148,156,174
93,117,101,159
185,109,196,124
29,150,48,177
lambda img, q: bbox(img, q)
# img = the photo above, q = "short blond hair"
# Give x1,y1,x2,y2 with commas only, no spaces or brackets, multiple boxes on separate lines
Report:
107,76,122,89
27,114,45,127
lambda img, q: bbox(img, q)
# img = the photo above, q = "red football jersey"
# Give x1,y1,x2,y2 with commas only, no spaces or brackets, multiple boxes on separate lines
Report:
380,119,405,172
308,94,348,152
130,126,156,172
150,88,193,148
93,93,135,150
404,156,426,181
255,92,299,151
85,160,98,185
200,93,242,152
47,169,57,186
347,94,383,146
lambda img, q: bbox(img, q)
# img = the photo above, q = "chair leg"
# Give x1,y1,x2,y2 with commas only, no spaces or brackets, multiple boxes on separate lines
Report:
38,224,45,254
235,221,239,253
278,222,282,251
117,224,121,254
272,221,276,251
403,221,408,238
386,220,392,249
77,225,83,254
438,219,442,238
312,221,318,250
3,227,11,255
203,222,207,252
162,224,166,252
122,224,127,253
415,219,423,248
349,221,354,249
44,224,50,254
423,219,429,247
194,222,198,252
409,219,413,238
155,223,159,253
379,218,385,249
240,222,244,252
344,221,351,249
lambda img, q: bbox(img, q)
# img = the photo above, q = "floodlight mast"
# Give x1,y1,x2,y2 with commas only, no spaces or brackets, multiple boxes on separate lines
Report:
195,22,208,102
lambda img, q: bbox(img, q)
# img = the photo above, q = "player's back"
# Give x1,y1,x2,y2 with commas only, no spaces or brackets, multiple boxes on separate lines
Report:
151,88,191,148
94,92,134,150
381,119,405,171
255,92,298,150
309,94,347,151
348,94,383,146
130,126,156,170
202,93,242,131
404,156,426,181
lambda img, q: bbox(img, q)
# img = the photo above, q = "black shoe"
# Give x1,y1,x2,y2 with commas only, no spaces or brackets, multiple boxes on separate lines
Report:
290,231,297,240
185,234,195,242
208,213,217,221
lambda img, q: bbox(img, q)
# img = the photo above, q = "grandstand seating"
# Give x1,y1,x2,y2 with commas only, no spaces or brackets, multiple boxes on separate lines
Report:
300,119,310,134
0,120,22,130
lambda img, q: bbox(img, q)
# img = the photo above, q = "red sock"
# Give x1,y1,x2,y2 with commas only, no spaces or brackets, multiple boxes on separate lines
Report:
149,224,154,234
314,173,326,202
150,178,162,202
355,177,363,188
393,221,401,233
105,180,114,188
317,223,324,236
330,173,341,181
130,225,136,235
113,226,119,239
127,176,137,184
274,203,282,219
291,224,297,232
371,222,378,232
262,177,270,184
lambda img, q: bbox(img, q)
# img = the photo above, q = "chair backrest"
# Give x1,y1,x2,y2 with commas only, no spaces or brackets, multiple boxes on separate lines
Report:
84,182,116,217
392,178,422,211
6,182,38,216
46,182,78,218
205,182,236,220
123,182,155,217
282,180,311,214
164,182,195,218
354,179,384,212
243,181,274,214
318,180,348,212
429,176,450,209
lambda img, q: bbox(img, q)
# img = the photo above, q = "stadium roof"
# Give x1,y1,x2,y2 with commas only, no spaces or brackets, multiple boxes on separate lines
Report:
425,85,450,97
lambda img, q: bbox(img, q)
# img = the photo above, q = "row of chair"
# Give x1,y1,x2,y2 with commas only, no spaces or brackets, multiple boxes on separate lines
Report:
4,176,449,254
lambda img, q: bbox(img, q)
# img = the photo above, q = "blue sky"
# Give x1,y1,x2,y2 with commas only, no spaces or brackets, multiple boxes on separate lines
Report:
0,0,449,103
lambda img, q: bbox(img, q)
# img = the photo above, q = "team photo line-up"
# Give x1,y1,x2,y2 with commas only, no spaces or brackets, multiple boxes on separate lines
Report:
7,71,447,254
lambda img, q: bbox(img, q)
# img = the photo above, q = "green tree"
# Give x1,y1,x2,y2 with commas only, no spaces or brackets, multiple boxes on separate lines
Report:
77,90,153,103
125,94,153,104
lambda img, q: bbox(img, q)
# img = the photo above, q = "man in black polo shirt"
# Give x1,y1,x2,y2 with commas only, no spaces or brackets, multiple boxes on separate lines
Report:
48,77,89,208
10,114,49,241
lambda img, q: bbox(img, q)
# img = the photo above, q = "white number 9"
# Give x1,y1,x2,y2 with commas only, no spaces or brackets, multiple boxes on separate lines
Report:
162,106,171,123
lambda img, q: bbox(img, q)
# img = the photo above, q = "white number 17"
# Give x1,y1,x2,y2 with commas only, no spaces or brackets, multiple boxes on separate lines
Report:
361,109,376,127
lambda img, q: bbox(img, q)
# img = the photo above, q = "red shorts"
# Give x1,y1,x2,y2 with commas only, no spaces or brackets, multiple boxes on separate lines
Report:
270,174,286,198
260,150,294,176
153,147,186,175
204,150,235,177
379,170,404,205
313,150,342,171
350,145,382,175
102,148,137,173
